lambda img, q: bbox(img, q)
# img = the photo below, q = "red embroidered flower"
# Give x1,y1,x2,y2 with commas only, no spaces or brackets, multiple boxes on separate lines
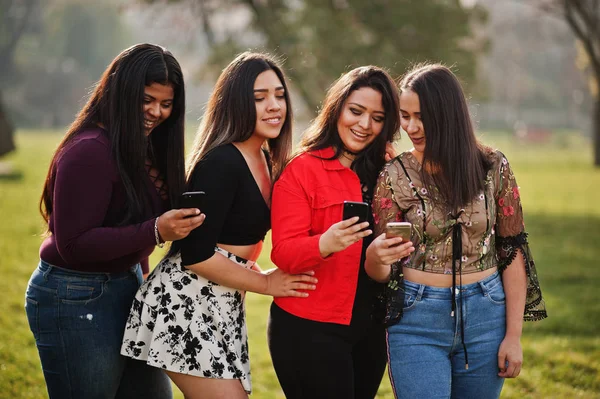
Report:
498,197,505,207
373,212,380,225
502,205,514,216
395,211,403,222
512,186,520,199
380,197,392,209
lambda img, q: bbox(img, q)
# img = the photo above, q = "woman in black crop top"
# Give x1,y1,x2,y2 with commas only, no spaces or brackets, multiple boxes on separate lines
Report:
121,52,318,399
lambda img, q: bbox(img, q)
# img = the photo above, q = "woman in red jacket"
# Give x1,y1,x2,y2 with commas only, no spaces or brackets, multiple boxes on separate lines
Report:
268,66,415,399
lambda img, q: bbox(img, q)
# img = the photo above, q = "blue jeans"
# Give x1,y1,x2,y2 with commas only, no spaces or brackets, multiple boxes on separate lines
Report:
387,271,506,399
24,261,172,399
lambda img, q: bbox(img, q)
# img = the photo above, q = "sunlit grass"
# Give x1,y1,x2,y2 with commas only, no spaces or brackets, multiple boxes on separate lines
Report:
1,130,599,398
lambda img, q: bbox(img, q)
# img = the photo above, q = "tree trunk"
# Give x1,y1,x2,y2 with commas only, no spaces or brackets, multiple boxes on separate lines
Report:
0,92,16,158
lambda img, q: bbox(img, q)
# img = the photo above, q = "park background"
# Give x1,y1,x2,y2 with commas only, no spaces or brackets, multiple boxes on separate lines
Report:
1,0,599,398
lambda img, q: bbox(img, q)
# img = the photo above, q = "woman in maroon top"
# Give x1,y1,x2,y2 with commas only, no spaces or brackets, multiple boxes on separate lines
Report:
268,66,415,399
24,44,204,399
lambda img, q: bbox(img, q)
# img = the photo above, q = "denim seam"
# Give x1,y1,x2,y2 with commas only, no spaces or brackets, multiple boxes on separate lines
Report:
480,278,502,292
60,282,105,305
29,282,58,294
25,298,39,340
484,293,506,306
57,302,74,399
385,329,400,399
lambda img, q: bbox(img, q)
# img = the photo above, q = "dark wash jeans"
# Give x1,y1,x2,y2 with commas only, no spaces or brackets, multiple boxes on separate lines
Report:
24,260,172,399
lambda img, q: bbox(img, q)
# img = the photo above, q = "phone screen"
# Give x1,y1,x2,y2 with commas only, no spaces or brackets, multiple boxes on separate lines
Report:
179,191,205,210
342,201,369,224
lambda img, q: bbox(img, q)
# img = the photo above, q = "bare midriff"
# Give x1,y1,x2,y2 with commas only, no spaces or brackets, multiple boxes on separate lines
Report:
218,241,264,263
403,266,498,288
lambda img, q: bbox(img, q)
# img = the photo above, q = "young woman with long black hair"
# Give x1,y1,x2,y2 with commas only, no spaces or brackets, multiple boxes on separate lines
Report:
366,63,547,398
121,52,317,399
268,66,415,399
24,43,204,399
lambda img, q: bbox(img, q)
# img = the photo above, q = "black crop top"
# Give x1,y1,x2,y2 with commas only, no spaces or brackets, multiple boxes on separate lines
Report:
179,143,271,266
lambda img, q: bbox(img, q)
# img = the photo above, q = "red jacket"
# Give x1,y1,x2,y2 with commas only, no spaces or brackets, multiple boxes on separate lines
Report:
271,147,364,325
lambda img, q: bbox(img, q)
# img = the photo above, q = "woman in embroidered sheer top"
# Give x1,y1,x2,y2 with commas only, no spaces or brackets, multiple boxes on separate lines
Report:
365,63,547,399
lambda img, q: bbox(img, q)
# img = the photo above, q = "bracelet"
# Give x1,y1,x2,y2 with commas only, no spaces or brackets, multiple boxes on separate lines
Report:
154,217,164,248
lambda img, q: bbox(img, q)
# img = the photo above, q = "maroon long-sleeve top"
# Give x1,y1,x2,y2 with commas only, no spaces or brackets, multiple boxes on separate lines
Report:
39,128,167,274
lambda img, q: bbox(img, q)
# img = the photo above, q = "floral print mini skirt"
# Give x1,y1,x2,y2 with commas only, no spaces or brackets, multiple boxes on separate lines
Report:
121,247,253,393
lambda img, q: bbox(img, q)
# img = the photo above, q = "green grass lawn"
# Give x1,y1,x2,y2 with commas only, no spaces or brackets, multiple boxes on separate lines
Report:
1,130,599,398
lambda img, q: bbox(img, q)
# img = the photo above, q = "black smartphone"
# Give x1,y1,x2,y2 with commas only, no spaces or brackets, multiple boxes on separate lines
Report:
179,191,205,211
342,201,369,224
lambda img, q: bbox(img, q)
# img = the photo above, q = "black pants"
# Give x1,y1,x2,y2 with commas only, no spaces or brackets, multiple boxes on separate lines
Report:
267,302,387,399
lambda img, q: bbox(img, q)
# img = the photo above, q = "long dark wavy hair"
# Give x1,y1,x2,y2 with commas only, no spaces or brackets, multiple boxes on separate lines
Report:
186,51,293,181
294,66,400,193
400,63,491,212
40,43,186,227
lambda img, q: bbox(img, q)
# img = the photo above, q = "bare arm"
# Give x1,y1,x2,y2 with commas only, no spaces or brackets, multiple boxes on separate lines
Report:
365,163,414,282
497,248,527,378
365,234,413,283
184,251,317,298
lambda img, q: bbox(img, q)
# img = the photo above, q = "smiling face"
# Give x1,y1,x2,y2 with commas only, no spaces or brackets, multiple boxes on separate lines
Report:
143,82,174,136
336,87,385,155
400,89,425,162
252,69,287,141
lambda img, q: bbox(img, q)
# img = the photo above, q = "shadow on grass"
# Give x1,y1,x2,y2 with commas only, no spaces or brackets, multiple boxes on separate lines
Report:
523,213,600,338
0,171,23,181
0,161,22,181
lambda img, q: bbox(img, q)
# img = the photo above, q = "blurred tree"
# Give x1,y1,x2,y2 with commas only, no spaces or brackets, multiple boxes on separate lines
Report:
473,0,590,132
0,0,38,156
147,0,488,116
2,0,131,128
532,0,600,166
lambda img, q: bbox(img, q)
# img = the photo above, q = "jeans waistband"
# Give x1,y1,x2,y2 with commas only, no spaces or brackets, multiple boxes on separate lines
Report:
39,260,139,281
403,270,501,300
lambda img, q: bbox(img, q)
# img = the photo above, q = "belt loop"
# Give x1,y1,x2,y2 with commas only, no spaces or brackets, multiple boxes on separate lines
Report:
415,284,426,301
478,278,488,296
42,263,53,280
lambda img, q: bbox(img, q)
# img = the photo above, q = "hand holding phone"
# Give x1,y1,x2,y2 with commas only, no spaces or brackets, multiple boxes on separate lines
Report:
179,191,205,212
385,222,412,241
319,201,372,258
342,201,369,224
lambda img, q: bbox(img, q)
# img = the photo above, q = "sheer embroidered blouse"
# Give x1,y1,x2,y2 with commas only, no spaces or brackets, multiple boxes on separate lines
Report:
373,149,547,325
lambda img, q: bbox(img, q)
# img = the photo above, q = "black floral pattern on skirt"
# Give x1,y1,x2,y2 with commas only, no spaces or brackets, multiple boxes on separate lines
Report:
121,247,253,393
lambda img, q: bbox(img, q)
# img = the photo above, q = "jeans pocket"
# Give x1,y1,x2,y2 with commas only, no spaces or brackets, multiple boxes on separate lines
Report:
25,297,39,340
61,281,104,304
484,281,506,305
